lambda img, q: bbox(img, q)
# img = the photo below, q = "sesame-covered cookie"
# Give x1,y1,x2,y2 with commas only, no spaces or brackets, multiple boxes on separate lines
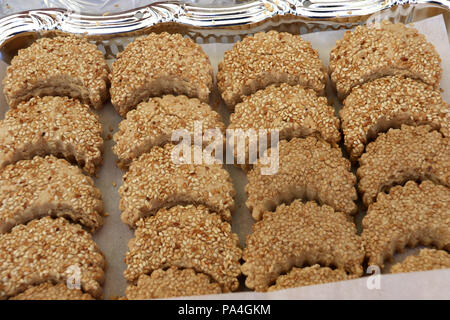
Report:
246,137,357,220
0,96,104,175
228,84,340,169
268,265,358,292
242,200,364,291
124,205,242,292
357,125,449,206
110,33,213,117
113,95,224,169
119,143,234,228
341,76,449,162
126,267,222,299
329,21,442,100
0,217,105,299
0,156,104,233
362,181,450,268
390,249,450,274
3,36,109,109
217,31,326,109
9,282,94,300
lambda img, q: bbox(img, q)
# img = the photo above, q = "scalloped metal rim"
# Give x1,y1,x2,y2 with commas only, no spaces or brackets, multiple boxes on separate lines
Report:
0,0,449,50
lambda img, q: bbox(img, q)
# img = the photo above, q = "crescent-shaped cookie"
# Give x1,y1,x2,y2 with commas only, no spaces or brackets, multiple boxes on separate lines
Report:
228,84,340,170
2,36,109,109
362,181,450,268
0,96,104,175
124,205,242,292
246,137,357,220
0,217,105,299
341,76,449,161
125,267,222,299
390,249,450,274
9,282,94,300
242,200,364,291
357,125,449,206
0,156,104,233
329,21,441,100
113,95,224,169
110,33,213,117
268,265,358,292
119,143,234,227
217,31,326,109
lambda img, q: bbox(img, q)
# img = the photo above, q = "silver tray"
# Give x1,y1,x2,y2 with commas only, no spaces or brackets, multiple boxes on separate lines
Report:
0,1,449,299
0,0,449,62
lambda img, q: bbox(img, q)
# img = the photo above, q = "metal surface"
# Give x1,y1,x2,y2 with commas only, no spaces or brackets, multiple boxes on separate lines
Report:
0,0,448,62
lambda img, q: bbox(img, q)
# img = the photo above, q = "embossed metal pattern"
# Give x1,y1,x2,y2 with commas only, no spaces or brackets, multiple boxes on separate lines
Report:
0,0,448,61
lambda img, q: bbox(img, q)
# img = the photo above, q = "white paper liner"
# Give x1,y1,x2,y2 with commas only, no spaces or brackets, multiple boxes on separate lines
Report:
0,14,448,299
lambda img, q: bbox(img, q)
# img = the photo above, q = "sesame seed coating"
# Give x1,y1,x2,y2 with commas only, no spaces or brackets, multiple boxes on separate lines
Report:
246,137,357,220
0,155,104,233
217,30,327,108
362,181,450,268
242,200,364,291
120,143,235,228
124,205,242,292
228,84,341,169
0,216,105,299
9,282,94,300
125,267,222,299
2,36,109,109
110,32,213,117
267,265,358,292
390,249,450,274
357,125,449,206
113,95,225,169
0,96,104,175
341,76,449,162
329,21,442,100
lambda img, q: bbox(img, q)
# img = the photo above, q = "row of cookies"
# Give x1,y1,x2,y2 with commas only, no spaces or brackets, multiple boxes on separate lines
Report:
106,33,243,299
217,30,362,291
0,37,110,299
221,22,449,291
331,22,449,278
112,24,449,295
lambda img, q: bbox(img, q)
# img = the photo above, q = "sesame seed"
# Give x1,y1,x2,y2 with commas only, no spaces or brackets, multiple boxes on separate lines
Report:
217,30,327,109
362,181,450,268
110,33,213,117
242,200,364,291
2,36,109,109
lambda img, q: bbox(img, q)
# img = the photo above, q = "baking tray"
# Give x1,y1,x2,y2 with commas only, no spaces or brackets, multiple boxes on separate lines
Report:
0,1,449,299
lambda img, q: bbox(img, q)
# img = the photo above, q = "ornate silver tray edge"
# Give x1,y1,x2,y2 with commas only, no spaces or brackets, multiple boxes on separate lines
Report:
0,0,448,61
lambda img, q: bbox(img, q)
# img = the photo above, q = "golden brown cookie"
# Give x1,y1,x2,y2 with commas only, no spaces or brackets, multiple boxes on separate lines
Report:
357,125,449,206
9,282,94,300
119,143,234,228
362,181,450,268
341,76,449,162
0,156,104,233
3,36,109,109
246,137,357,220
126,267,222,299
0,217,105,299
113,95,224,169
110,32,213,117
390,249,450,274
329,21,442,100
242,200,364,291
228,84,340,169
0,96,104,175
268,265,358,291
124,205,242,292
217,31,326,109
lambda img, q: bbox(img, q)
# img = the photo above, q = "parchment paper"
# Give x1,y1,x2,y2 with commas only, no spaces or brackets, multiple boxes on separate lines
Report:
0,14,448,300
